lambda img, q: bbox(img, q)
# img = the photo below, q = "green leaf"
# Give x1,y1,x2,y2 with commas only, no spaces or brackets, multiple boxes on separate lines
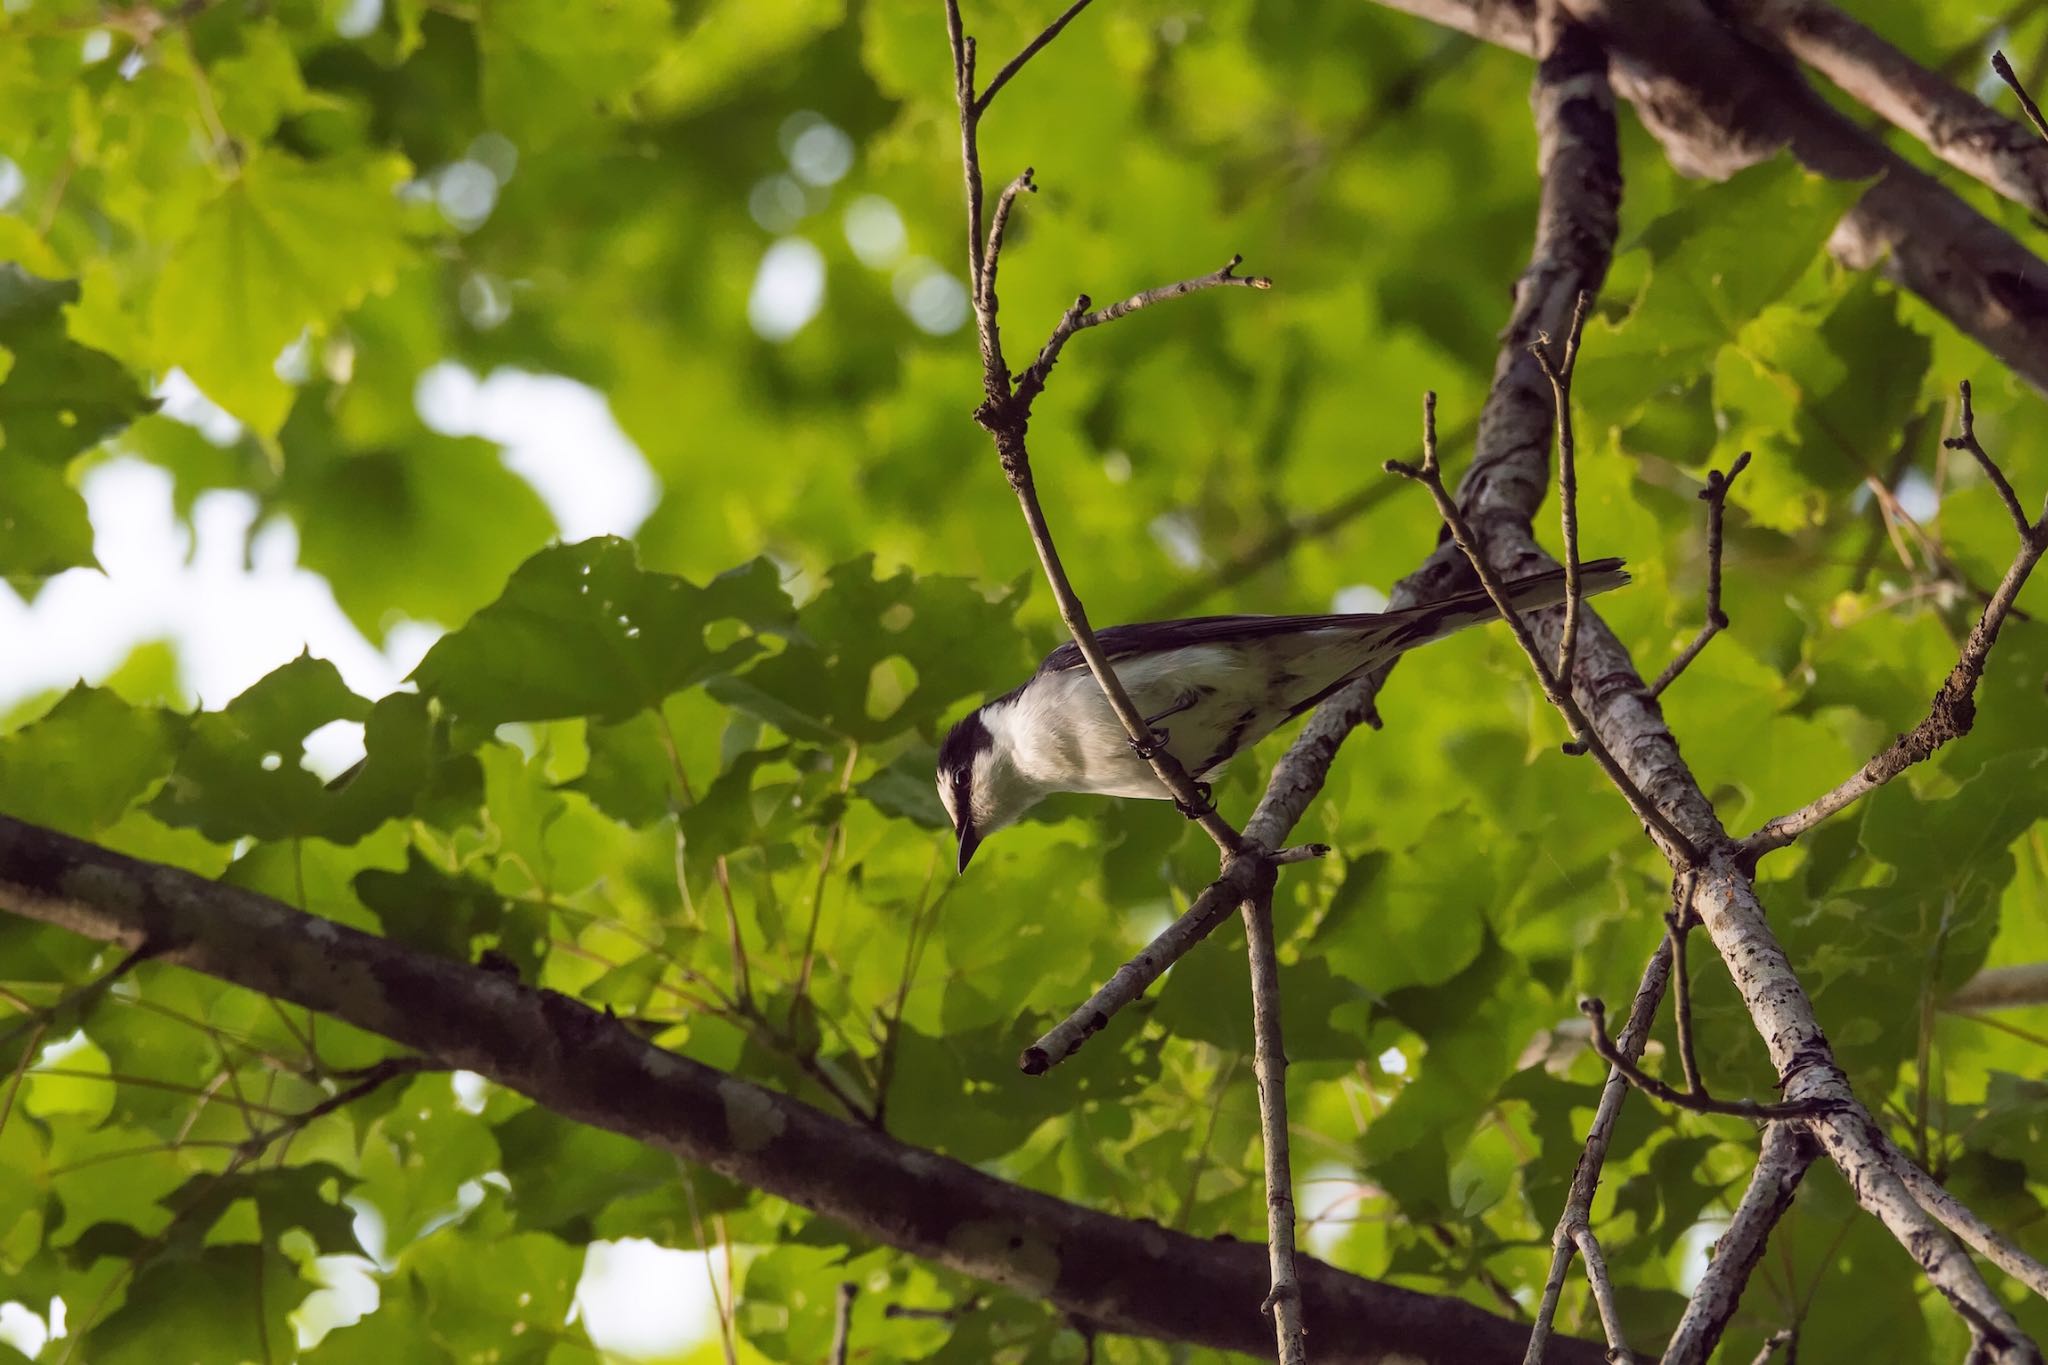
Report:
478,0,673,147
412,539,794,727
710,556,1035,743
0,266,152,462
1576,159,1867,430
148,658,441,843
149,151,413,432
83,1245,307,1365
0,686,178,835
355,847,545,973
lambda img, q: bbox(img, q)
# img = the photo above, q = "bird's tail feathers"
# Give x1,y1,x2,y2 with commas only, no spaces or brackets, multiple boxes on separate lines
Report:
1369,557,1630,661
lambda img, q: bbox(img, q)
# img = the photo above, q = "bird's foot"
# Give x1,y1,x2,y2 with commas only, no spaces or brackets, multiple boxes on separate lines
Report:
1130,727,1170,761
1174,782,1216,820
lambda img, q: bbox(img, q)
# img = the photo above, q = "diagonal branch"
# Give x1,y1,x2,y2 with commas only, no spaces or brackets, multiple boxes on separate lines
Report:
1385,393,1699,863
0,815,1617,1365
1011,257,1272,412
1369,0,2048,396
1743,384,2047,861
971,0,1097,117
1735,3,2048,220
1662,1123,1819,1365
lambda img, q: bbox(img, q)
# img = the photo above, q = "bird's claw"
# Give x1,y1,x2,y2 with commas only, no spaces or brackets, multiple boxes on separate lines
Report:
1130,727,1170,761
1174,781,1216,820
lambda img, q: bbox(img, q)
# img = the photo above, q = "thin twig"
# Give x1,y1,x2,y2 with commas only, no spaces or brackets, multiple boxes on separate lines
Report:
1581,998,1836,1120
971,0,1099,117
1993,49,2048,143
1523,938,1674,1365
828,1281,858,1365
1013,257,1272,411
1528,290,1590,685
1242,889,1308,1365
1750,1330,1794,1365
1020,853,1273,1073
1947,379,2034,537
1668,873,1706,1097
1744,386,2046,861
1651,451,1752,697
982,168,1034,308
1385,392,1699,863
1570,1224,1634,1364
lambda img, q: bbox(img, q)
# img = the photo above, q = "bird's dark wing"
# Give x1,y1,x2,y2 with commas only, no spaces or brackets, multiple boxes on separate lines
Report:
1035,614,1374,675
1033,557,1629,676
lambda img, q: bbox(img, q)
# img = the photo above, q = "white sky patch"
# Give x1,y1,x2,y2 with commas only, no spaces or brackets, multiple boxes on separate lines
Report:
1299,1162,1365,1263
748,237,826,342
0,1302,48,1358
1895,467,1940,522
0,460,426,710
1333,584,1391,614
789,121,854,187
414,364,658,540
575,1239,718,1358
1376,1046,1408,1076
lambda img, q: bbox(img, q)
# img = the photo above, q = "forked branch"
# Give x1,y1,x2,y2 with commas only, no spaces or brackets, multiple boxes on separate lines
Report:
1744,382,2047,860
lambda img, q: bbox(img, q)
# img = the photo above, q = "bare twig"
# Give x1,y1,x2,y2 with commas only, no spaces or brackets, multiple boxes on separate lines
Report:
1651,451,1751,697
1385,393,1699,863
1663,1124,1818,1365
1581,998,1836,1120
1528,290,1590,684
1994,48,2048,143
1570,1225,1634,1364
1744,386,2047,860
943,7,1300,1352
971,0,1098,117
1749,1330,1794,1365
829,1281,858,1365
1243,889,1307,1364
1523,936,1675,1365
0,940,158,1059
1668,874,1706,1097
1948,379,2035,537
1012,257,1272,412
1885,1142,2048,1299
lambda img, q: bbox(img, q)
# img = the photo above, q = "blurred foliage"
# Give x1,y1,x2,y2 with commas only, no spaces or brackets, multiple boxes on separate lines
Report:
0,0,2044,1361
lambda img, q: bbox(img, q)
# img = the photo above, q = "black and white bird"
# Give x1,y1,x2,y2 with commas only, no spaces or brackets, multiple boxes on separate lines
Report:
936,558,1628,870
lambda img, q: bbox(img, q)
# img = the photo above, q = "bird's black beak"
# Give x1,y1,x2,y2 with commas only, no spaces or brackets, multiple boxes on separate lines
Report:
955,820,982,874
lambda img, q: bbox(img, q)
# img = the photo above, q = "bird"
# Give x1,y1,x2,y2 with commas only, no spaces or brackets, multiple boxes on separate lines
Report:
936,558,1628,871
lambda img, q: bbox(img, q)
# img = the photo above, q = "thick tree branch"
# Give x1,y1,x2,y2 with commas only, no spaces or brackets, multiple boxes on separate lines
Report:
1370,0,2048,397
1885,1140,2048,1300
1736,2,2048,220
0,816,1613,1365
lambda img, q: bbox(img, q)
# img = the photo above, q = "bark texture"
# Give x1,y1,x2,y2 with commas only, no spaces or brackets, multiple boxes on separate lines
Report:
0,815,1611,1365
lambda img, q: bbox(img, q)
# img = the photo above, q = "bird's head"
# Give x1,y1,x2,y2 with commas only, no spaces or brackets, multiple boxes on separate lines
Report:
935,705,1038,872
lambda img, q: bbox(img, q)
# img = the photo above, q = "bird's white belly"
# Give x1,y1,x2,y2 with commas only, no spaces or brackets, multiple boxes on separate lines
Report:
1005,646,1295,799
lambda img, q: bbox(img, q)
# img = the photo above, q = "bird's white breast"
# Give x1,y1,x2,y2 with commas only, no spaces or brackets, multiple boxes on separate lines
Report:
989,640,1345,800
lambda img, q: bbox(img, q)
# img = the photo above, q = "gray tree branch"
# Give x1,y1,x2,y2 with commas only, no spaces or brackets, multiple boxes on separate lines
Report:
1370,0,2048,396
0,815,1613,1365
